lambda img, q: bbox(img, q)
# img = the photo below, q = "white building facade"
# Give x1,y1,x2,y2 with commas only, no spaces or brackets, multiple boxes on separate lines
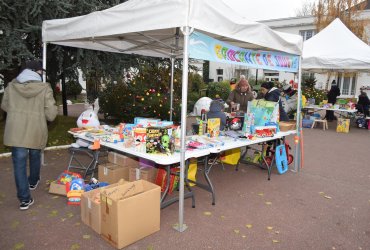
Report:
209,10,370,98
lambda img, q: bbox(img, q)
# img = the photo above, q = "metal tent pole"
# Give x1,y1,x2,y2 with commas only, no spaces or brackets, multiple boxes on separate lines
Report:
293,56,303,172
173,26,192,233
41,43,47,166
170,56,175,121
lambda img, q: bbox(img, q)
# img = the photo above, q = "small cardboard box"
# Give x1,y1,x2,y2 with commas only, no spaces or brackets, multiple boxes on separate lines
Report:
49,181,66,196
81,179,127,234
128,166,157,183
98,163,130,184
108,152,139,167
100,180,161,249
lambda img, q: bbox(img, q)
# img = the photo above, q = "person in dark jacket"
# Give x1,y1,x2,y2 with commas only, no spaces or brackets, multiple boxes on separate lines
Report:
207,100,227,130
260,81,289,121
325,80,341,121
356,89,370,116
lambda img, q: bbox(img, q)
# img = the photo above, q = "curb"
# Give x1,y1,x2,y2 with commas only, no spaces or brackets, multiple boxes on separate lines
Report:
0,145,71,158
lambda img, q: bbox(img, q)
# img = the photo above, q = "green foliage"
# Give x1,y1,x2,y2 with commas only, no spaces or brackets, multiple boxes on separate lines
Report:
0,0,129,90
202,60,210,83
99,59,183,123
302,87,327,105
207,81,231,101
187,91,201,114
302,75,317,88
301,75,326,104
65,81,82,98
46,116,77,147
188,72,206,92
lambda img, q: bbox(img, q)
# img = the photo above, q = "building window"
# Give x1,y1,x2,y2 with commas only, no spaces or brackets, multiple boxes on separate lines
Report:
337,73,357,96
299,29,315,40
264,72,279,82
218,76,223,82
216,69,223,75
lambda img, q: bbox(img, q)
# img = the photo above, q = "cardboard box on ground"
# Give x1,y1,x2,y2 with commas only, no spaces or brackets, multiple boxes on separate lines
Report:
107,151,139,167
49,181,67,196
80,179,128,234
100,180,161,249
105,151,157,183
129,166,157,182
98,163,131,184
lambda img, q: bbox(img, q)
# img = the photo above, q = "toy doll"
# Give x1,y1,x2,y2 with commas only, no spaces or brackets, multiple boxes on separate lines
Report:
71,98,100,148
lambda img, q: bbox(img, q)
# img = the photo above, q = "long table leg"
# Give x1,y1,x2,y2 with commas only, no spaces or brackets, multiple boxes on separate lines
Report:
203,155,216,205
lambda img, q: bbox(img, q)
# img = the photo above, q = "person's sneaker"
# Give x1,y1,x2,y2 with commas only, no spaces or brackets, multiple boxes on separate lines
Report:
29,179,40,190
19,198,34,210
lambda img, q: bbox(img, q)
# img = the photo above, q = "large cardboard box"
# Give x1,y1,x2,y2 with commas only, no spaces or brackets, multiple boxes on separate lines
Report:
81,180,127,234
128,166,157,183
108,152,139,167
48,181,67,196
100,180,161,249
98,163,130,184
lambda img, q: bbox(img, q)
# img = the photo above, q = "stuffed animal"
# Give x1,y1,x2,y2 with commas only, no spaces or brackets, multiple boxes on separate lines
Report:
71,98,100,148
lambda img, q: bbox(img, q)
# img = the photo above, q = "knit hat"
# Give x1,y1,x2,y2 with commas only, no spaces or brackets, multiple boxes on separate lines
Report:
261,81,273,89
26,60,45,72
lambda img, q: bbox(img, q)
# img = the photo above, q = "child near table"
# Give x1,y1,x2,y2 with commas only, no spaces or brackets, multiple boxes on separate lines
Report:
207,100,227,130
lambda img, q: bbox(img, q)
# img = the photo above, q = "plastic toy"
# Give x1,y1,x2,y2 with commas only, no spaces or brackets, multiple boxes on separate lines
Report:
275,145,289,174
71,98,100,148
56,171,82,185
254,126,276,138
66,178,85,206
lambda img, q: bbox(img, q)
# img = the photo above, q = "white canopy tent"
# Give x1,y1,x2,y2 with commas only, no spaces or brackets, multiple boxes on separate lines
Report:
42,0,303,232
302,18,370,73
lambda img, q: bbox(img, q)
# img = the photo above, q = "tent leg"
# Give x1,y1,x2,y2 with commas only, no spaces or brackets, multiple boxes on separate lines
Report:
170,56,175,121
173,26,193,233
42,43,47,166
293,56,303,172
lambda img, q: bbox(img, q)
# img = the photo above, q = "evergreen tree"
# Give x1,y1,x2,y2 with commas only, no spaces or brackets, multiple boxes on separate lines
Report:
0,0,127,89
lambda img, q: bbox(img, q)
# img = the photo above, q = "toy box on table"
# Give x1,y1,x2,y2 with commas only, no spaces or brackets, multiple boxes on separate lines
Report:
100,180,161,249
145,127,174,155
207,118,220,137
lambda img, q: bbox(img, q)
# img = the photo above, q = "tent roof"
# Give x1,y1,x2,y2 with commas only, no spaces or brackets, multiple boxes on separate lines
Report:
42,0,302,57
302,18,370,72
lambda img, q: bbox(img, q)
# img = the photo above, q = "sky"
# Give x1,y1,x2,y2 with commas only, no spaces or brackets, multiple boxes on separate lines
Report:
224,0,316,21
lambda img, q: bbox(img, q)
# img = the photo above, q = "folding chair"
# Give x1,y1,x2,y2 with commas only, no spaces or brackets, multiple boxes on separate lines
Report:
67,147,101,179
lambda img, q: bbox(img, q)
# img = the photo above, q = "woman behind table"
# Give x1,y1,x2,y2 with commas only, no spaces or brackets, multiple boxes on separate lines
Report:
260,81,289,121
356,89,370,117
226,78,254,112
325,80,341,121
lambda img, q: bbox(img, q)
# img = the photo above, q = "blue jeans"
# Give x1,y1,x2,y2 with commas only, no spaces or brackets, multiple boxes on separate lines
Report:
12,147,41,202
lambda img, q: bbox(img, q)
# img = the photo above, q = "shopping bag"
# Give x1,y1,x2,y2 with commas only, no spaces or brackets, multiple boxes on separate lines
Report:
220,148,241,165
336,118,350,133
187,158,197,187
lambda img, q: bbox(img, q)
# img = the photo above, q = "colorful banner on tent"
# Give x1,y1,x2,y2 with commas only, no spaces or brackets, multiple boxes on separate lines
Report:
189,31,299,73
